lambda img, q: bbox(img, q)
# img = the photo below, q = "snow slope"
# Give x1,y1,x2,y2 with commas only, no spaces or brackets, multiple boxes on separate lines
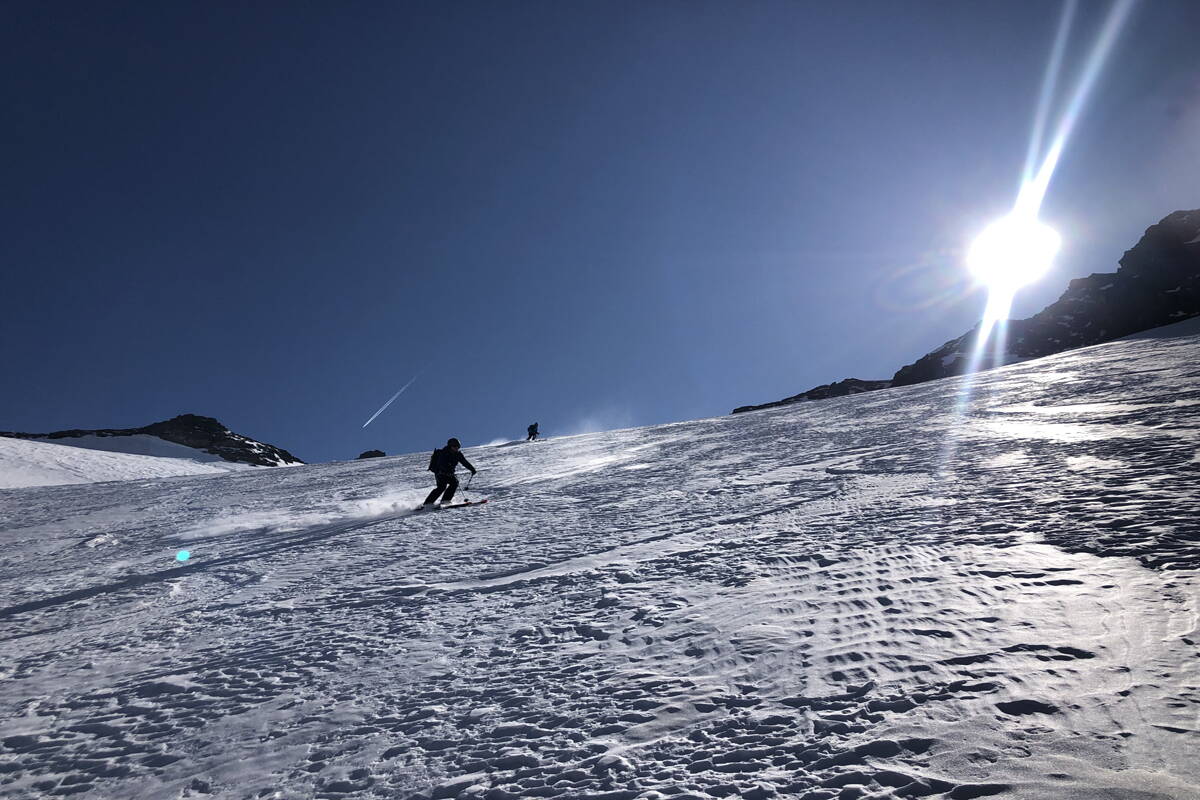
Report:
1,326,1198,799
0,436,251,489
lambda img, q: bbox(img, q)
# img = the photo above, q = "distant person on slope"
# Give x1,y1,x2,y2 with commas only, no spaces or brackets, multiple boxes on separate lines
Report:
423,438,476,507
527,422,539,441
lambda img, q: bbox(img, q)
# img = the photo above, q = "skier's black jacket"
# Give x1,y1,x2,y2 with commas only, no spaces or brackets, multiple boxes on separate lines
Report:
428,446,475,476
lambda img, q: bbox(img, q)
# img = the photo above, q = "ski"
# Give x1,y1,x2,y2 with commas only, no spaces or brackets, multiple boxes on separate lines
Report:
439,499,488,510
414,499,489,512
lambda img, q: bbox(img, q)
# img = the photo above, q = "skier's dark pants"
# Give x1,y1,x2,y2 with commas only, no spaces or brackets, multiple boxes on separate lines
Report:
424,473,459,505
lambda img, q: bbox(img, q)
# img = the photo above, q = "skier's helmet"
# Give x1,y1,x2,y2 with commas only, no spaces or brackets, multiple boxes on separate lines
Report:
447,437,461,448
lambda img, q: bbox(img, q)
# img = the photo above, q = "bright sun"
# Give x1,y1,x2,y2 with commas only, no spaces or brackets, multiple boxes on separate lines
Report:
967,213,1061,294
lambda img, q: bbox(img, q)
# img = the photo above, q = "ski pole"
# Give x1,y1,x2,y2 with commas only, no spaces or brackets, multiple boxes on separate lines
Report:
462,471,476,501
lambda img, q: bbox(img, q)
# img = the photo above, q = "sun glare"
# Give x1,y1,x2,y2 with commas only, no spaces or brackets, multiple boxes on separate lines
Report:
939,0,1133,482
967,213,1061,295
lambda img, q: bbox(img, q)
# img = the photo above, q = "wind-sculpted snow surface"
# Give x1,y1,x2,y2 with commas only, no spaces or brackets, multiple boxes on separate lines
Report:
2,326,1199,800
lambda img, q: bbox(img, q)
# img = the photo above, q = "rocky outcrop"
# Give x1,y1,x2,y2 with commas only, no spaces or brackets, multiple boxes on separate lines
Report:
0,414,302,467
735,209,1200,412
892,209,1200,386
733,378,892,414
357,450,386,459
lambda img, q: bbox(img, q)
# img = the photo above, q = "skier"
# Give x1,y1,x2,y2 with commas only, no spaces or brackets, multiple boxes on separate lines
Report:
527,422,539,441
423,437,476,507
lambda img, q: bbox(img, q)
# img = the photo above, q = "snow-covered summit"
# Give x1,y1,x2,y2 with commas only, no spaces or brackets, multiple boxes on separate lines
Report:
0,435,255,489
2,322,1198,799
0,413,302,485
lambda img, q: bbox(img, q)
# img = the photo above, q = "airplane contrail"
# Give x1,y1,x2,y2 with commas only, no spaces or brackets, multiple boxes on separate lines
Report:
362,373,420,428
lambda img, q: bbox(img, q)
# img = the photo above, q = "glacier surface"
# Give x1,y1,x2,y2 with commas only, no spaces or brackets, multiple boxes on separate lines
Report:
1,323,1198,799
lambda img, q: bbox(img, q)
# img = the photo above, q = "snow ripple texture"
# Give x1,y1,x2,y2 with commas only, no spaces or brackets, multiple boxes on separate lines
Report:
2,325,1199,800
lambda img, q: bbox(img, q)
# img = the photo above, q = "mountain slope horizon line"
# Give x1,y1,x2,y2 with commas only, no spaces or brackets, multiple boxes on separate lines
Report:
735,207,1200,414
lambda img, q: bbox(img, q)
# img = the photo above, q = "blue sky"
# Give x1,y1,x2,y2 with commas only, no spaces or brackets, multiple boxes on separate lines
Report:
3,1,1199,463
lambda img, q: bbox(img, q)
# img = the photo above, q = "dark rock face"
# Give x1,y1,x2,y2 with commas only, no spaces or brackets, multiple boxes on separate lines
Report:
0,414,303,467
734,209,1200,412
733,378,892,414
892,209,1200,387
357,450,386,459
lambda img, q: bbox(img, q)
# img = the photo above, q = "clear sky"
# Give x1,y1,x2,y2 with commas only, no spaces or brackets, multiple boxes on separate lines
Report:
4,1,1199,463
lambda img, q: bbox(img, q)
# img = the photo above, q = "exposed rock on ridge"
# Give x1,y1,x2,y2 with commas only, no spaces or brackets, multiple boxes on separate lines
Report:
892,209,1200,386
735,208,1200,412
733,378,892,414
0,414,303,467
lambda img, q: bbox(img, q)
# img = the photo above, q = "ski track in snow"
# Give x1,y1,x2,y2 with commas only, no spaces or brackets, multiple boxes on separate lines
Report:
1,329,1199,800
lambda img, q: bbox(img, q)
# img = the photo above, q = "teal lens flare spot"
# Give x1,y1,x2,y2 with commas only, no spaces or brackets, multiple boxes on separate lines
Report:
176,550,191,562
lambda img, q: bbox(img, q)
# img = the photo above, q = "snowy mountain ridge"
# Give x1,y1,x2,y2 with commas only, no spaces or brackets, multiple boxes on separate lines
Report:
1,413,302,470
0,435,259,490
2,318,1198,799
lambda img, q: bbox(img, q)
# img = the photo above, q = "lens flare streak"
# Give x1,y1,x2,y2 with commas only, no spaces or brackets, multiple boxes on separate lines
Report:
940,0,1136,480
975,0,1135,351
1017,0,1136,219
1021,0,1077,202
